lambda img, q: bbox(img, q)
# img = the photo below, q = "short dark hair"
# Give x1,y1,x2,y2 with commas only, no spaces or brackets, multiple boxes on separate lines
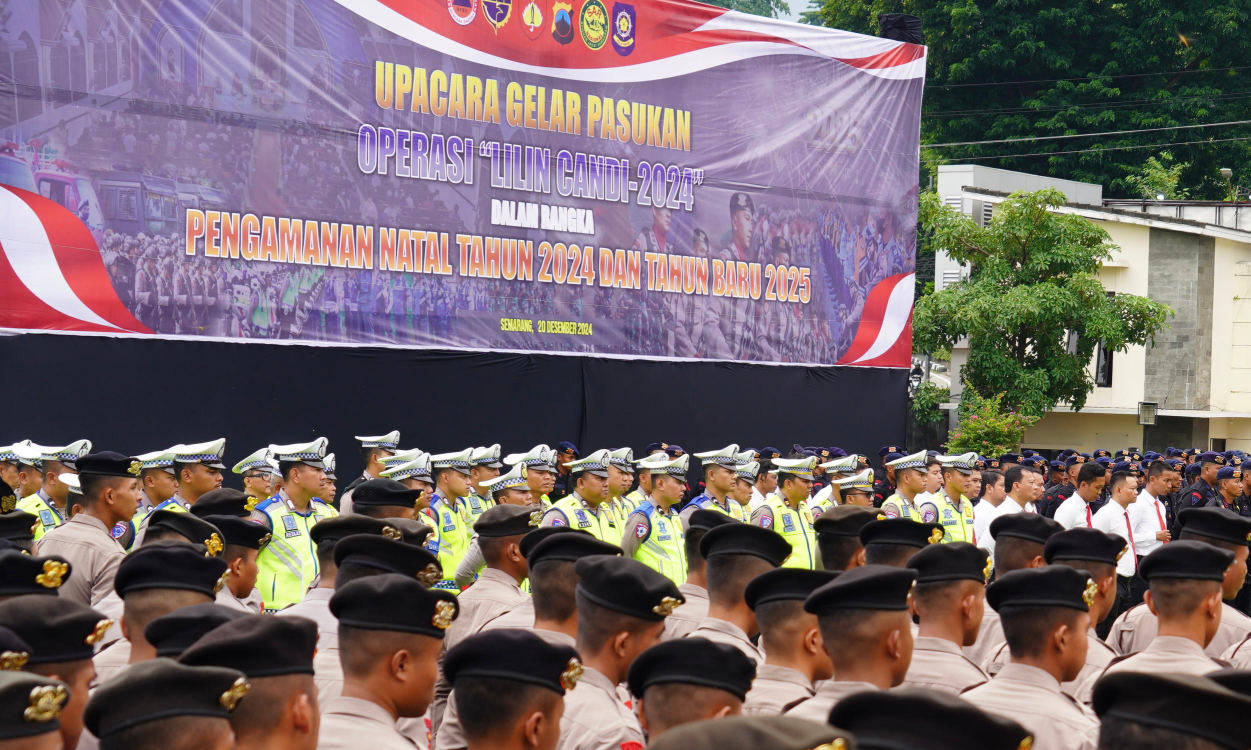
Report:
776,472,801,487
1054,559,1116,583
816,609,903,669
338,626,433,678
641,683,739,735
221,543,251,565
1003,466,1030,494
818,534,862,572
360,446,388,465
755,600,808,652
684,528,710,574
1149,578,1220,619
863,543,917,568
455,677,560,743
1000,606,1082,659
706,554,773,606
1147,461,1175,480
101,716,233,750
993,538,1043,575
122,589,214,642
530,559,578,622
228,674,314,741
1108,471,1133,493
279,461,302,482
1097,716,1226,750
576,594,656,652
979,470,1004,498
79,473,128,503
1078,462,1107,487
480,535,518,567
912,579,976,613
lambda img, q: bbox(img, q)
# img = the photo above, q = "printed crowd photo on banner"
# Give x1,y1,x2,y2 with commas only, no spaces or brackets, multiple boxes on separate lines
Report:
0,0,923,368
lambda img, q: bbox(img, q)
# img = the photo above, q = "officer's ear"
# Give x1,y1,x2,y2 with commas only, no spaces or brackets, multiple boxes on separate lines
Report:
884,627,904,660
521,706,552,749
508,541,524,564
803,625,824,657
851,548,866,569
1026,554,1046,569
634,697,650,735
289,688,315,733
1144,589,1159,616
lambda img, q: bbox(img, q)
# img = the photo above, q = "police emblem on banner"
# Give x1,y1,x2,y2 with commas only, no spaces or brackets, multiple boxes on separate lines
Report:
579,0,608,50
483,0,512,32
522,1,544,38
611,2,635,56
552,1,574,44
448,0,478,25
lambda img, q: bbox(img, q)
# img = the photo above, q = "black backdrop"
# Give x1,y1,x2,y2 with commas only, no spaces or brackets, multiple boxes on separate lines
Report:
1,333,907,486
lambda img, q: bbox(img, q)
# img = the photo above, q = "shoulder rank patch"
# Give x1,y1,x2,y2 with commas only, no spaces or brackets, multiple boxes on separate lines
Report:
634,522,648,538
759,514,773,529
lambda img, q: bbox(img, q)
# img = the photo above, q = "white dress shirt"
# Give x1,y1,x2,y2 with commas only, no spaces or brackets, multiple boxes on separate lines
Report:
1090,501,1137,578
1129,488,1169,557
1053,494,1093,530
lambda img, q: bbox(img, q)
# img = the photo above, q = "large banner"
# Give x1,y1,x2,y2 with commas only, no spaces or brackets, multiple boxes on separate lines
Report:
0,0,923,366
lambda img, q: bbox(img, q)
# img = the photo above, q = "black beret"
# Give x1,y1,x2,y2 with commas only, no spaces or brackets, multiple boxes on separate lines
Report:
0,549,72,597
986,566,1092,612
829,687,1032,750
804,564,916,614
84,658,249,738
200,515,271,550
907,542,990,584
1093,671,1251,749
574,555,684,622
1140,540,1233,582
814,506,879,538
444,629,582,695
310,515,405,546
386,518,435,547
859,518,944,548
144,603,248,658
0,671,67,739
76,451,140,478
114,541,229,598
474,503,539,537
686,509,738,534
1044,528,1127,565
989,513,1063,544
0,626,30,670
352,478,422,509
0,511,36,544
1178,507,1251,546
526,529,619,564
145,510,225,553
180,615,317,677
519,526,578,558
331,573,459,637
745,568,838,610
333,534,442,586
699,523,791,566
190,488,255,518
646,715,851,750
1207,668,1251,697
626,638,756,701
0,595,110,663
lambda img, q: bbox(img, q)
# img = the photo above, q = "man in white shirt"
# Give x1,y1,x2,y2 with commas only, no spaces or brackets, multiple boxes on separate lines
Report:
1090,470,1139,635
1129,460,1177,603
973,469,1006,554
1054,463,1108,530
980,466,1042,557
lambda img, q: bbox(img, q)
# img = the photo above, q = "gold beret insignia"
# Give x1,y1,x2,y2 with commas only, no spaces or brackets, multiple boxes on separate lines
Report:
0,651,29,671
84,619,113,646
257,533,272,550
213,571,229,594
219,677,250,711
127,460,142,476
928,528,944,545
244,496,260,512
983,557,994,583
382,526,402,540
0,494,14,512
1018,737,1034,750
652,596,682,617
417,563,442,588
560,658,584,690
432,600,456,630
1082,578,1098,608
1116,544,1127,561
24,684,67,723
876,513,887,521
204,533,223,557
812,741,847,750
35,560,68,589
529,509,543,527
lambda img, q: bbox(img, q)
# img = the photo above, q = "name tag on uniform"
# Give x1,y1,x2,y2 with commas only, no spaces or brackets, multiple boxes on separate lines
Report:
281,515,300,538
469,497,481,511
782,515,796,533
442,512,456,532
39,509,55,527
574,510,592,528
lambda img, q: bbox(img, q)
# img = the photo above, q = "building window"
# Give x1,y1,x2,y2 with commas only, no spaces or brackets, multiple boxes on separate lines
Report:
1095,343,1114,387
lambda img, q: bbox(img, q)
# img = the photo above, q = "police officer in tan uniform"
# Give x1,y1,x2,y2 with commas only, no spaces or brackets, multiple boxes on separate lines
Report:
627,638,755,741
900,542,990,693
661,510,735,640
741,568,835,715
830,688,1034,750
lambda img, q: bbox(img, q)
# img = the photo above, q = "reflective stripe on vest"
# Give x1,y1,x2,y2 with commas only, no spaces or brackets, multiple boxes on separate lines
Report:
255,495,337,610
882,494,922,522
549,495,619,543
763,496,817,569
935,490,975,543
427,496,471,592
630,502,687,585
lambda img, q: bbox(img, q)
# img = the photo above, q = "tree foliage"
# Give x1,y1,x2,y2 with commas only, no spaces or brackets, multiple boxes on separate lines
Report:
705,0,791,19
910,380,950,424
912,189,1173,417
946,389,1038,456
804,0,1251,198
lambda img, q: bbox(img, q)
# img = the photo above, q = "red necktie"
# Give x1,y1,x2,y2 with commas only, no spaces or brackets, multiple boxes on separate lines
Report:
1123,511,1138,570
1153,501,1168,542
1085,505,1092,528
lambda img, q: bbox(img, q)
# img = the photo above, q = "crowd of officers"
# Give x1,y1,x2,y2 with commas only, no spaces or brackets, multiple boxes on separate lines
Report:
2,433,1251,750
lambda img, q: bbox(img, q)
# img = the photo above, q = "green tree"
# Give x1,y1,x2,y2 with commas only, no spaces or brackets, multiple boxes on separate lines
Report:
912,189,1173,417
804,0,1251,198
946,389,1038,456
1125,151,1190,200
705,0,791,18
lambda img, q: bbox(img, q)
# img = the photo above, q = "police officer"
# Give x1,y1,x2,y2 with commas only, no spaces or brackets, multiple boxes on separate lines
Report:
620,453,689,585
814,505,877,572
18,440,90,541
84,658,248,750
0,510,36,553
728,457,757,512
1213,464,1244,511
464,445,504,524
961,566,1100,750
604,447,637,528
378,450,434,508
338,430,401,513
858,518,945,568
349,478,421,521
7,442,44,506
117,448,178,549
628,638,755,740
502,444,558,509
1092,672,1251,750
203,515,270,614
741,568,836,715
880,451,931,521
445,504,533,647
143,603,246,659
551,441,579,499
808,454,868,518
556,555,682,750
178,615,319,750
688,523,790,664
540,450,620,543
785,564,916,720
231,447,277,505
1039,452,1084,518
454,463,535,586
443,629,581,750
932,453,978,543
832,469,875,508
1181,451,1226,511
662,510,735,640
681,445,746,524
319,574,459,750
422,448,480,591
0,671,68,749
830,689,1033,750
900,542,989,693
249,439,338,610
37,452,140,608
751,456,818,569
166,439,228,510
190,487,259,519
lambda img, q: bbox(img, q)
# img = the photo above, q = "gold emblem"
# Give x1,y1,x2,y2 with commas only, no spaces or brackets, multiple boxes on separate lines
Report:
84,619,113,645
983,557,994,582
127,460,142,476
417,563,442,588
0,651,29,670
1018,737,1034,750
0,494,14,512
204,533,223,557
432,600,456,630
1116,544,1127,561
35,560,68,589
519,464,528,479
244,496,259,512
219,677,250,711
812,741,848,750
213,571,229,594
1246,530,1251,542
1082,578,1098,608
382,526,402,540
24,684,67,723
529,509,543,527
876,513,887,521
257,533,272,550
652,596,682,617
928,528,944,545
560,657,584,690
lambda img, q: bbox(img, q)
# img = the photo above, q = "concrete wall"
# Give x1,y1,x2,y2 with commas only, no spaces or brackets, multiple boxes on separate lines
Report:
1144,227,1214,410
1214,237,1251,413
1024,412,1143,453
1085,220,1149,410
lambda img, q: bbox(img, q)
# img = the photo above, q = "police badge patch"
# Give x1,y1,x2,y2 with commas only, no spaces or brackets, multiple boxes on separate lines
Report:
634,522,648,538
281,514,300,538
448,0,478,25
610,2,635,56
